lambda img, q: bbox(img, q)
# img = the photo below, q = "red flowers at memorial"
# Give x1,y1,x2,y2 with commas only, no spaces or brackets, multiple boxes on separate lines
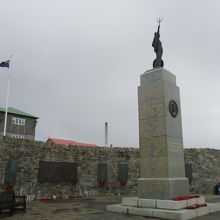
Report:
172,195,207,210
99,179,106,188
185,203,207,210
120,180,126,187
173,195,200,201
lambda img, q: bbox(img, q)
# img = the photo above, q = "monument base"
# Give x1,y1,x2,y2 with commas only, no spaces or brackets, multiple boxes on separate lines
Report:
106,196,220,220
137,177,189,200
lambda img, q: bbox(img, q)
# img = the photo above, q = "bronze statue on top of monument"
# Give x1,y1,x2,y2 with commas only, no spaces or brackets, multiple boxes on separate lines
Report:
152,18,164,68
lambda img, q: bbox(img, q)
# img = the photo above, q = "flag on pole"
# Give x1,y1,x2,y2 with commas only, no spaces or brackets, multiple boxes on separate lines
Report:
0,60,10,68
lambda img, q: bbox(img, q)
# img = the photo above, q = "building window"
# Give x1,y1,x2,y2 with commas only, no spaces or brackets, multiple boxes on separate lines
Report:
11,134,24,139
12,117,25,126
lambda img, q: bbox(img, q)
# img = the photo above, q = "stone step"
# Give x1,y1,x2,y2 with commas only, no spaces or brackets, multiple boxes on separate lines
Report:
106,203,212,220
121,196,206,210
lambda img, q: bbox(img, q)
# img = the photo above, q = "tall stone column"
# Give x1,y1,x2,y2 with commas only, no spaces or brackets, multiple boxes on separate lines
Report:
137,68,189,200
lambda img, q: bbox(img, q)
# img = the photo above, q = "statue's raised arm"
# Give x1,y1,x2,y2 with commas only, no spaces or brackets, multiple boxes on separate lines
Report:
152,18,164,68
157,24,160,38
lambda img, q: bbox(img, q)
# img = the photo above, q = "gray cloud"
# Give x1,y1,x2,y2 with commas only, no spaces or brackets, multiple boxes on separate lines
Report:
0,0,219,148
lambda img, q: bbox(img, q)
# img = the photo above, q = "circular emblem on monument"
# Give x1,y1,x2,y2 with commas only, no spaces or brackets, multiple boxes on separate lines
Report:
169,100,178,118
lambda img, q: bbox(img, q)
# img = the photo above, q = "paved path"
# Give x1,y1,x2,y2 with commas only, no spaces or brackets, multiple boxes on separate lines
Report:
0,196,220,220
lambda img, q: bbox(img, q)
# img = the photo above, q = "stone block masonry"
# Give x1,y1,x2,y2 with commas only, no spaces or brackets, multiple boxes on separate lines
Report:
0,137,139,199
0,137,220,198
184,148,220,194
107,196,213,220
137,68,189,199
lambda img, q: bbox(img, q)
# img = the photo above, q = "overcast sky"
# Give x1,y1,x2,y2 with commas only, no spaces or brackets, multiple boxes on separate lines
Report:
0,0,219,148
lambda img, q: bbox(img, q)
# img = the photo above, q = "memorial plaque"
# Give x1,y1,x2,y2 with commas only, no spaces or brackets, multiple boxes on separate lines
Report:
118,163,128,181
4,160,18,183
97,163,107,181
185,163,193,180
38,161,77,183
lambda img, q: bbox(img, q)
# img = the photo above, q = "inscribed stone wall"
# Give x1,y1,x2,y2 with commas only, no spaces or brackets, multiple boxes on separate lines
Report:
0,137,220,198
0,137,139,199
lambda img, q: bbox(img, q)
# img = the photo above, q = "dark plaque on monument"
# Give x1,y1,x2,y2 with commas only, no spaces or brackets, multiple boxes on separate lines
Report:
185,163,193,180
97,163,107,182
38,161,77,183
4,160,18,183
169,100,178,118
118,163,128,182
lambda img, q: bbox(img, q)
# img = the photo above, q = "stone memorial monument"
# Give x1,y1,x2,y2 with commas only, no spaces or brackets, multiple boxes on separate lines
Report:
107,19,217,219
137,67,189,199
137,18,189,199
138,18,189,200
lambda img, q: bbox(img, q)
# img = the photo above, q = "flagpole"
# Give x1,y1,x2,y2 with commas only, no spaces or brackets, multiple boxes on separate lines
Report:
3,72,10,136
3,56,12,137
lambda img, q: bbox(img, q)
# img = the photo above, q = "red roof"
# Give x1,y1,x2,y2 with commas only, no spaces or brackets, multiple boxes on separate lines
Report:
47,138,96,147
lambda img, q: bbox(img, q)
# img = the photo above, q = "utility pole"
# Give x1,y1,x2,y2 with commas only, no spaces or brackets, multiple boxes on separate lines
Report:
105,122,108,147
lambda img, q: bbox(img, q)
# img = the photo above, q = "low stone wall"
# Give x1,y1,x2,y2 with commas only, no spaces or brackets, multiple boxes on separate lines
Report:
0,137,220,199
0,138,139,200
184,148,220,194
